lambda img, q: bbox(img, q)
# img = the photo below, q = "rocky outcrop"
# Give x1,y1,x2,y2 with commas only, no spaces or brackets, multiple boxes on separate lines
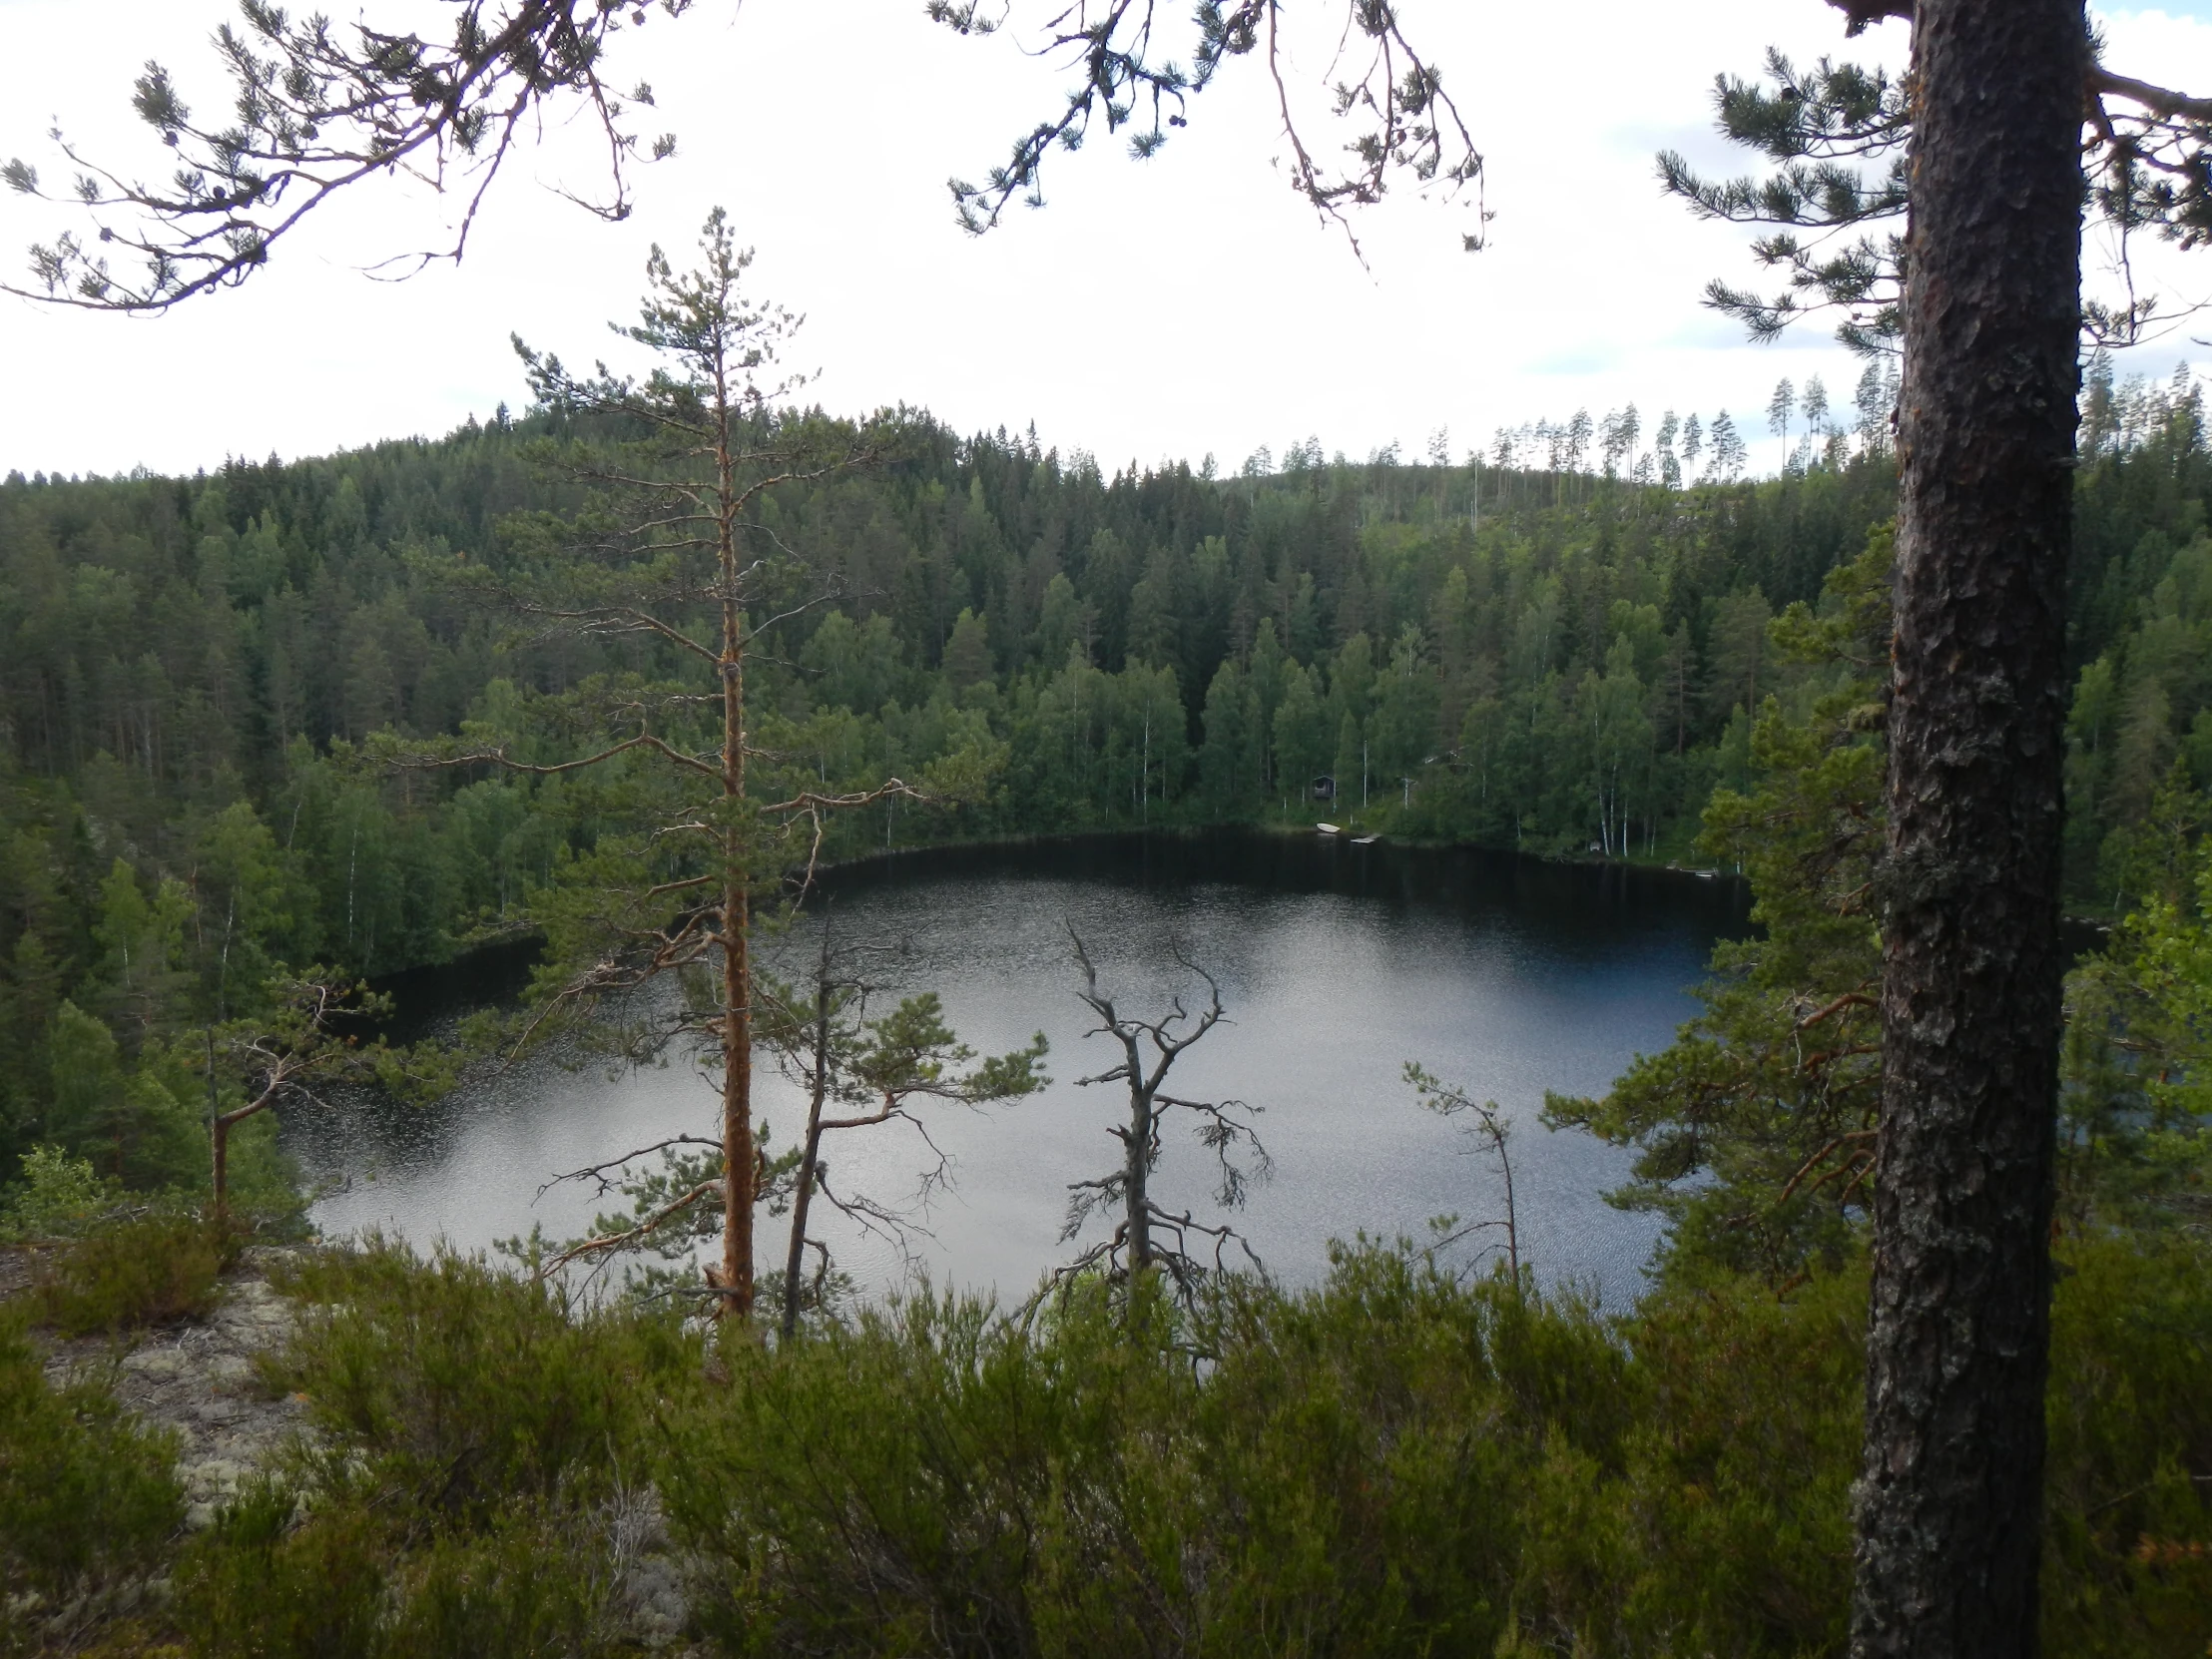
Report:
36,1248,312,1528
20,1246,696,1650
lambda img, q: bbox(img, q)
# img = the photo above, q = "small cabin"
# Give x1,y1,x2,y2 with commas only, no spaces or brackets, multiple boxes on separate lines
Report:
1312,775,1338,801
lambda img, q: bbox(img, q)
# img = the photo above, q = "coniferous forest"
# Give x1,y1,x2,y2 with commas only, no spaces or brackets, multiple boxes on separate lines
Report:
4,347,2212,1654
9,0,2212,1650
2,357,2208,1145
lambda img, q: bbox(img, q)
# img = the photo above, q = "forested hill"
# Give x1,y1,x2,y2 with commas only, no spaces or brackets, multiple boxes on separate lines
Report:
0,362,2204,1017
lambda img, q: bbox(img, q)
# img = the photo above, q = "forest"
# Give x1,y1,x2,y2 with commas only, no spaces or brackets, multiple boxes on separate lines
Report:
3,350,2211,1655
0,352,2208,1180
4,0,2211,1648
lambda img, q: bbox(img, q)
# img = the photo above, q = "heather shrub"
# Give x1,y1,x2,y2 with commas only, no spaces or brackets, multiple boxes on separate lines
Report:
173,1482,388,1659
174,1479,616,1659
0,1309,183,1608
260,1236,695,1521
110,1230,2212,1658
33,1207,240,1335
2042,1231,2212,1656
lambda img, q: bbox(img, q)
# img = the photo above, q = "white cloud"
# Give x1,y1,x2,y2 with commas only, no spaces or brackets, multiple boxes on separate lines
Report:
0,0,2207,480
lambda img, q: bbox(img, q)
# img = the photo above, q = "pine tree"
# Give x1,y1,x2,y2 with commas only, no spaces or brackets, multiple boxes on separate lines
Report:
423,212,916,1321
1664,4,2132,1647
1803,375,1831,436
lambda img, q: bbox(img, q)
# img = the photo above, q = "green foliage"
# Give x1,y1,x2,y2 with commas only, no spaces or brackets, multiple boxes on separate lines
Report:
33,1207,240,1335
261,1238,691,1523
562,964,1049,1316
2,377,2202,1208
174,1486,391,1659
7,1221,2187,1656
0,1142,121,1241
2040,1233,2212,1654
0,1307,183,1606
173,1482,616,1659
1548,526,1893,1284
642,1231,2205,1657
2061,806,2212,1233
166,1238,694,1659
657,1258,1618,1656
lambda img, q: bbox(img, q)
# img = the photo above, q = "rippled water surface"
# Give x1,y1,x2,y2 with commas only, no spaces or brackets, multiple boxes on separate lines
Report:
290,832,1748,1310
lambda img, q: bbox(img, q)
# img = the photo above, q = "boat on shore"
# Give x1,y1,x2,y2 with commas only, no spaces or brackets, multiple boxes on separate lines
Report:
1316,823,1342,835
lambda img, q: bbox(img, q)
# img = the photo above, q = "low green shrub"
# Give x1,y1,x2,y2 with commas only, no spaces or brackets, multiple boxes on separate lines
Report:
654,1234,2210,1658
166,1240,689,1657
261,1237,697,1522
0,1144,125,1243
379,1502,617,1659
33,1208,241,1336
174,1479,622,1659
173,1482,388,1659
137,1229,2211,1659
2043,1231,2212,1656
657,1256,1636,1658
0,1308,183,1607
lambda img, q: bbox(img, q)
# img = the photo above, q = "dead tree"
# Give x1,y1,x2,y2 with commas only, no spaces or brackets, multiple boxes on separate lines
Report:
1057,927,1270,1304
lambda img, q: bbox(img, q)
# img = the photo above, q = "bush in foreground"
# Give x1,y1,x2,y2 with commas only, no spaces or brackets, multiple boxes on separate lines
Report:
0,1310,183,1623
30,1227,2200,1657
216,1234,2200,1656
31,1209,241,1337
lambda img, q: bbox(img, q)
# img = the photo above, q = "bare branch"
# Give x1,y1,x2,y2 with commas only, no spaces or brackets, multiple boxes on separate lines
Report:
537,1178,724,1280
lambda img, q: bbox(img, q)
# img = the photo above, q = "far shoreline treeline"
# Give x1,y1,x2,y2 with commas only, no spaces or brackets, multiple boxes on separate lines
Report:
0,358,2204,1189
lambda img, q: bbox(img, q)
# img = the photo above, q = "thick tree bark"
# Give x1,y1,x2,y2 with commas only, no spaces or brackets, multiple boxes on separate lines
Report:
1854,3,2081,1653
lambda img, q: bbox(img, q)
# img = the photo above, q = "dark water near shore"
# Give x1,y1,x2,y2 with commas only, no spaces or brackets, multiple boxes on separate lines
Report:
288,831,1750,1311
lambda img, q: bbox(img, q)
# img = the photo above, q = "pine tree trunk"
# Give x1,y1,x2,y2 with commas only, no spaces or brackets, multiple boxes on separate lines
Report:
1853,3,2081,1652
212,1113,231,1215
716,368,757,1323
782,961,834,1342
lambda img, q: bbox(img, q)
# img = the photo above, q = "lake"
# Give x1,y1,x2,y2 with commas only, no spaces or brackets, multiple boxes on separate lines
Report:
288,830,1751,1312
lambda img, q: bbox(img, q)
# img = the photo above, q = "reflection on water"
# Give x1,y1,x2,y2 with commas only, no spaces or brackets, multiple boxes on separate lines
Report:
288,831,1748,1312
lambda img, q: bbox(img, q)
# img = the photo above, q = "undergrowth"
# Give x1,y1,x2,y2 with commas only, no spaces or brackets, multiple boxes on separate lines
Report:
0,1309,183,1642
32,1209,243,1337
2,1227,2204,1656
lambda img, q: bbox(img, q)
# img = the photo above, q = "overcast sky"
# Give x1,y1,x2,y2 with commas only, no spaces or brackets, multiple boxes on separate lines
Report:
4,0,2212,482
